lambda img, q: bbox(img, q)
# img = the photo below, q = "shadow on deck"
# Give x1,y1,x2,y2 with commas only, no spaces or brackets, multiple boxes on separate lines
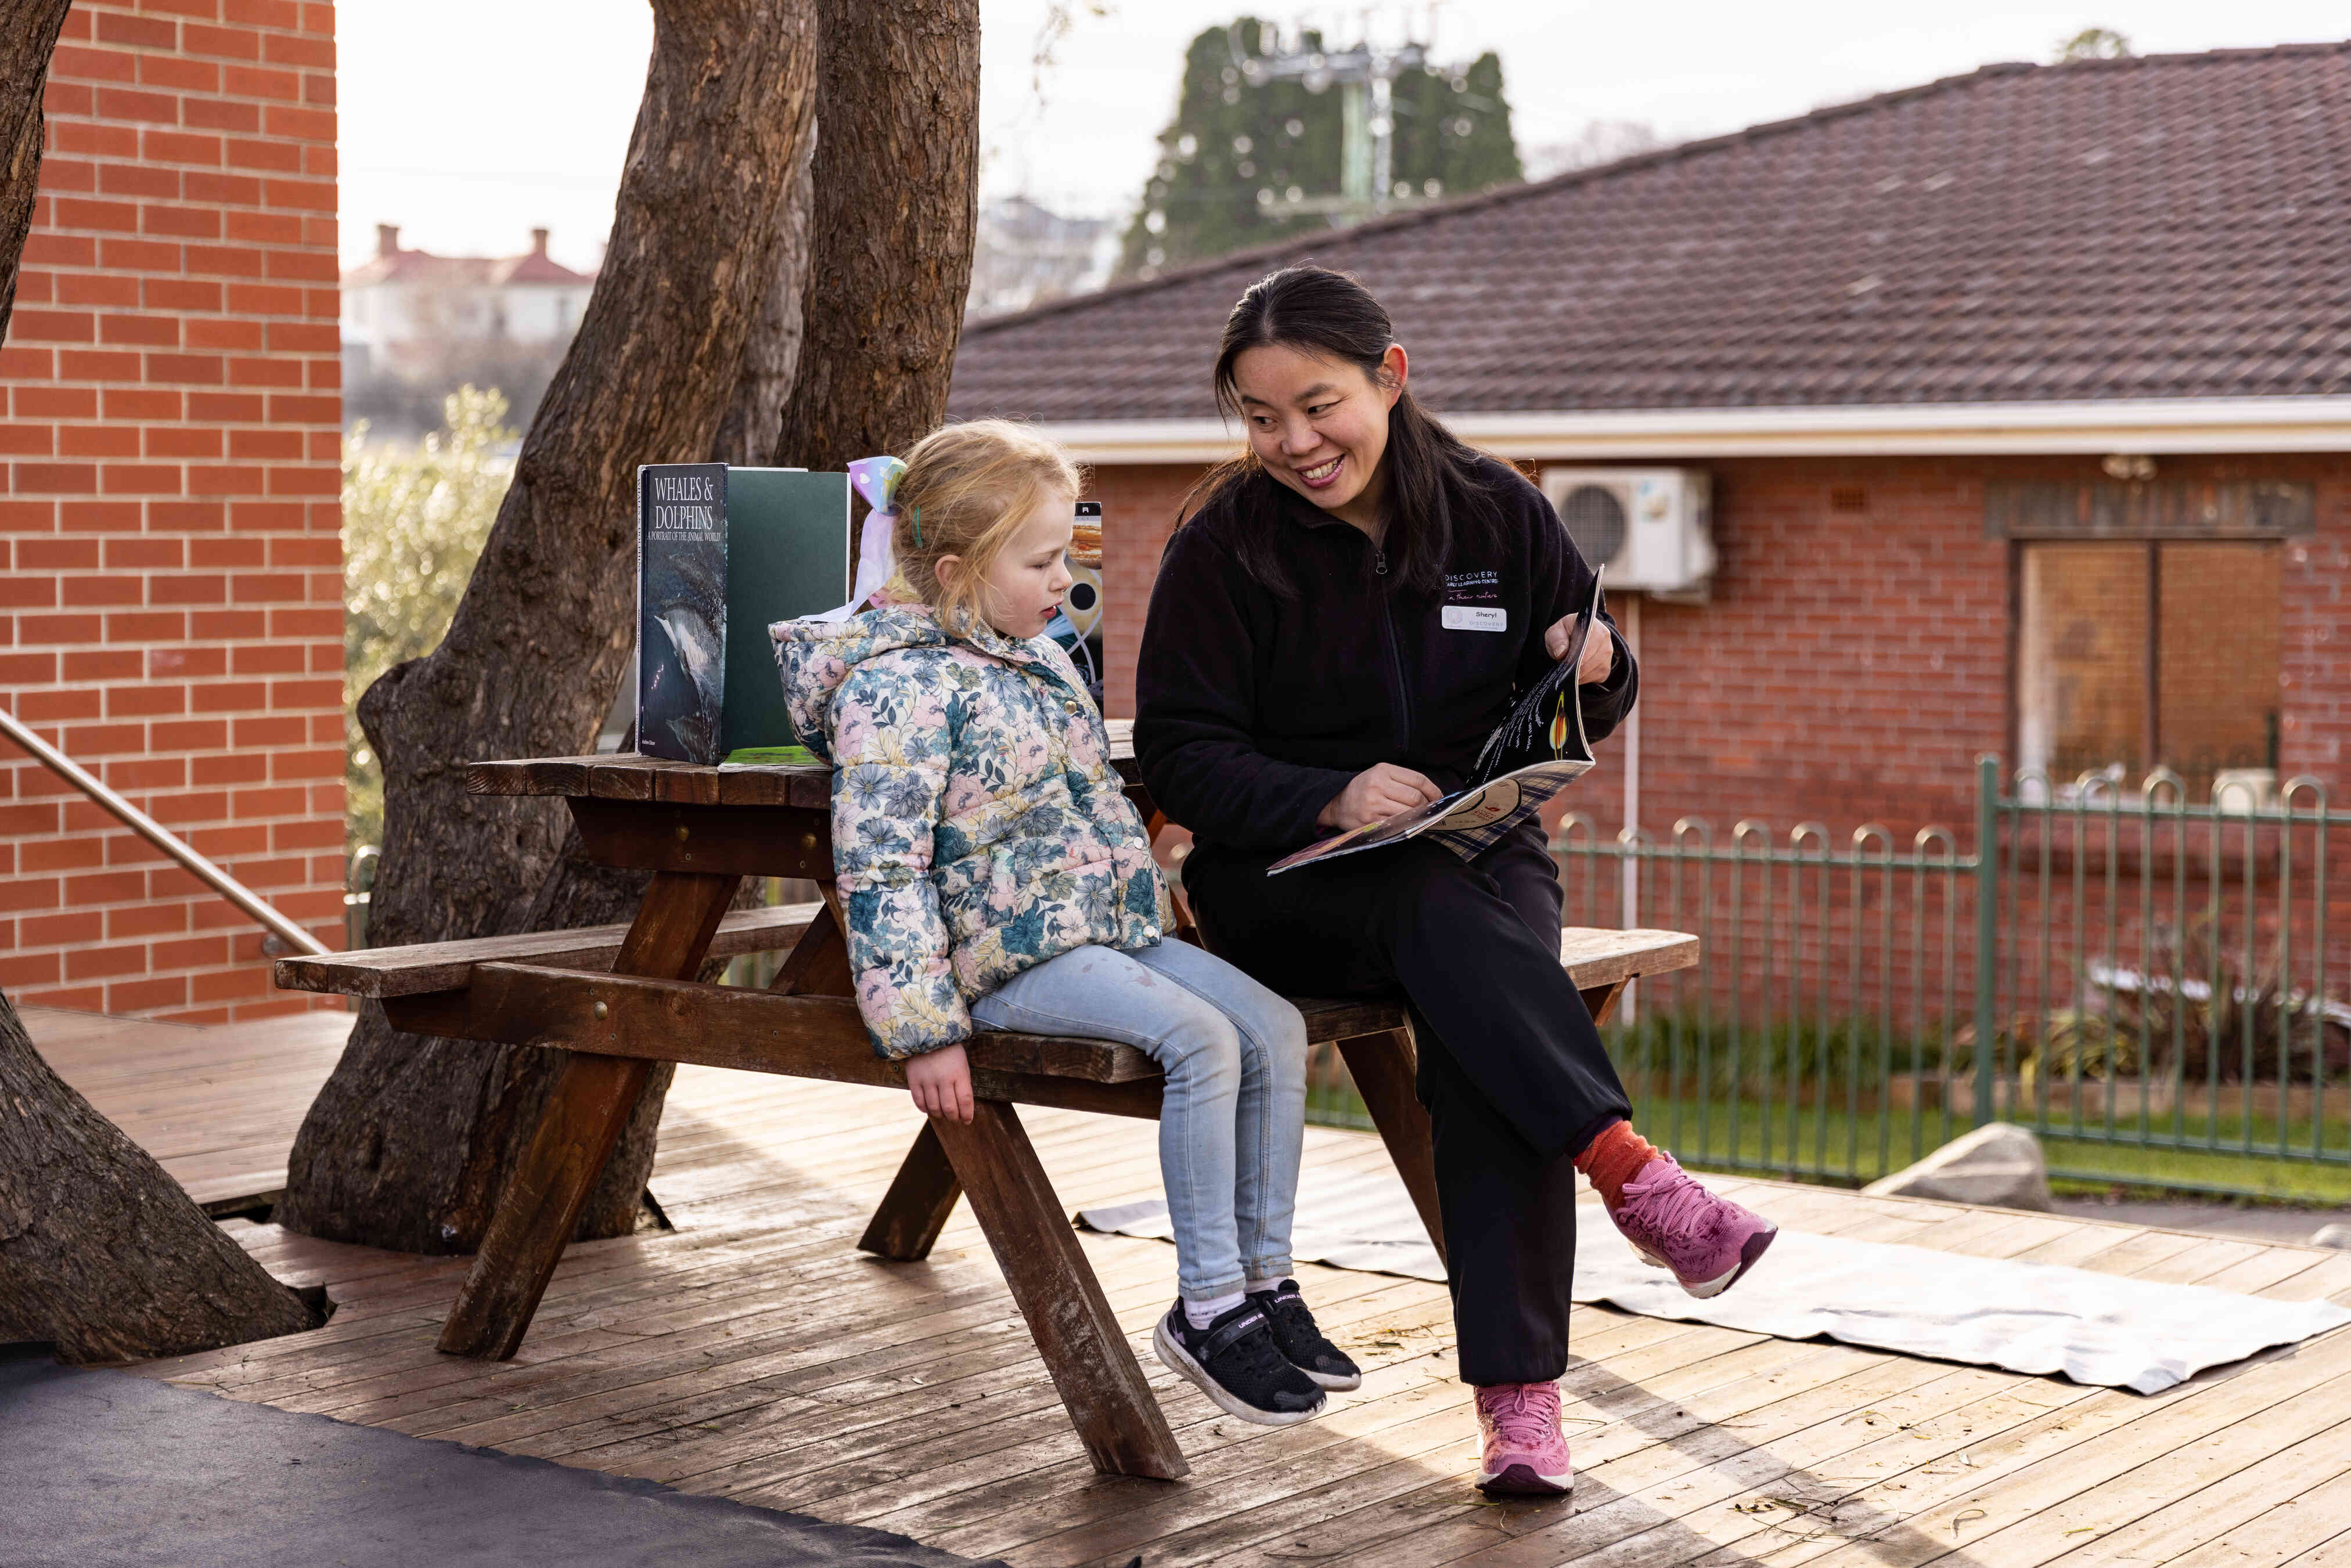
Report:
31,1005,2351,1568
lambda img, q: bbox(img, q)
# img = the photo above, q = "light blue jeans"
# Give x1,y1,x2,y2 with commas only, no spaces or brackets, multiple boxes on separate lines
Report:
971,938,1308,1300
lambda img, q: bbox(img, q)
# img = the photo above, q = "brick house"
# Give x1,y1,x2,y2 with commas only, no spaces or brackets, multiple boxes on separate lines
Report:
946,43,2351,861
0,0,343,1022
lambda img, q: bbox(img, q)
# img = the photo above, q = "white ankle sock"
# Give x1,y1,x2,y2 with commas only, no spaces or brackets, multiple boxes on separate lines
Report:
1245,1277,1288,1296
1183,1291,1245,1330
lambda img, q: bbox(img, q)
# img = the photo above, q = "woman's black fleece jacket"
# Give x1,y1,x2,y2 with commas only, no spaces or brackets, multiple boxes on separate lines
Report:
1134,456,1639,855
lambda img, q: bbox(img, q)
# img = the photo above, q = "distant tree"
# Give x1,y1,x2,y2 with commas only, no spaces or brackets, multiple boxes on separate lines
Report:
1118,19,1521,277
2055,27,2133,62
340,388,517,853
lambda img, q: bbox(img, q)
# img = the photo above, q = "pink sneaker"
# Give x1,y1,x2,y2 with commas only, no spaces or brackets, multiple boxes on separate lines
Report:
1473,1382,1575,1497
1608,1155,1778,1298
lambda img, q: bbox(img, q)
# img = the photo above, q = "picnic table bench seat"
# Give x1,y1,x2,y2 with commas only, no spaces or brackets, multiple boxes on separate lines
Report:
273,743,1699,1481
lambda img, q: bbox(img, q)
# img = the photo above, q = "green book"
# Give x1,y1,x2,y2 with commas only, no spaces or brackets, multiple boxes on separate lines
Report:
720,468,850,755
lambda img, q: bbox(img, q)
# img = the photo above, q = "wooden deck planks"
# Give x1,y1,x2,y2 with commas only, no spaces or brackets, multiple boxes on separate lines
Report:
35,1004,2350,1568
27,1003,348,1205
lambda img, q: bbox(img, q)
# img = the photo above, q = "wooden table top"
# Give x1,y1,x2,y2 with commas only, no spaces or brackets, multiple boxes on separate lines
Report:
468,720,1140,808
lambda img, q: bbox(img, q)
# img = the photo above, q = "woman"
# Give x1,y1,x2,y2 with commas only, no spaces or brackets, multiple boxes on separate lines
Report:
1134,265,1776,1497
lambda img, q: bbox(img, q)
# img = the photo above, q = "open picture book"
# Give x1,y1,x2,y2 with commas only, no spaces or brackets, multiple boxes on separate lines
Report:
1268,568,1608,875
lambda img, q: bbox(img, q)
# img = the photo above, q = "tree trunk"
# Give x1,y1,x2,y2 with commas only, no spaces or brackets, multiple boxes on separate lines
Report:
0,0,72,341
768,0,981,475
276,0,820,1254
712,107,817,468
0,14,321,1360
0,993,326,1362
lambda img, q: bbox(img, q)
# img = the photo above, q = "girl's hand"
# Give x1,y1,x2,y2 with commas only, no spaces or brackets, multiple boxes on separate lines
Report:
1319,763,1443,830
905,1043,974,1124
1543,614,1617,684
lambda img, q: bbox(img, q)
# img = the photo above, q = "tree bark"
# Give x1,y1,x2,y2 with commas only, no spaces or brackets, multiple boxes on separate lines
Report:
712,109,817,468
0,993,326,1362
0,0,72,342
276,0,820,1254
768,0,981,474
0,12,322,1361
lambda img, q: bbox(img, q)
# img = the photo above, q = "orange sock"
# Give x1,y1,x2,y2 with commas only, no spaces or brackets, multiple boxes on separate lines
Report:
1574,1119,1661,1207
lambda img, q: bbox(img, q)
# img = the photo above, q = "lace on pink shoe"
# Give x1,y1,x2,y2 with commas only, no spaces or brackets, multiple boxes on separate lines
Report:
1616,1158,1715,1248
1479,1380,1562,1450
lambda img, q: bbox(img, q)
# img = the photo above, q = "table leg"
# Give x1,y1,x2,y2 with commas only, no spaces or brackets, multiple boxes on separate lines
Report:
1580,978,1629,1028
1335,1028,1446,1264
858,1119,962,1260
767,882,853,997
438,868,740,1360
932,1098,1189,1480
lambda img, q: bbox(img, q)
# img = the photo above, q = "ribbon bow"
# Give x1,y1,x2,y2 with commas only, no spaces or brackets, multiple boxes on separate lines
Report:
815,455,909,622
847,454,906,519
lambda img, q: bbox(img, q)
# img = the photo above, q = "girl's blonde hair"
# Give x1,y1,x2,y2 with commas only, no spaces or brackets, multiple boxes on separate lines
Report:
888,420,1082,633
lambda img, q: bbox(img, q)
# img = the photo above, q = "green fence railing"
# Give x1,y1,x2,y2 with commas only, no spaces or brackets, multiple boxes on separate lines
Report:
1302,757,2351,1202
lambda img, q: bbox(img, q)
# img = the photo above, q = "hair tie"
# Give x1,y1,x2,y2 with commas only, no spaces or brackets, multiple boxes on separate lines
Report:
836,455,909,619
911,506,921,547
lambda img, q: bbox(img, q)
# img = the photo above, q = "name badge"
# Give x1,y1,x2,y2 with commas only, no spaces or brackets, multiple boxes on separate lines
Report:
1442,605,1507,632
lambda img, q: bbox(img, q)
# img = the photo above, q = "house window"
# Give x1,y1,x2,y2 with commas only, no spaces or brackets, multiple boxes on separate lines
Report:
2016,541,2280,795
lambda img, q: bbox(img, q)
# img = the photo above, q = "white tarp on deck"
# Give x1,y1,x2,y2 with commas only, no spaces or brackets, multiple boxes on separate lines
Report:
1078,1166,2351,1394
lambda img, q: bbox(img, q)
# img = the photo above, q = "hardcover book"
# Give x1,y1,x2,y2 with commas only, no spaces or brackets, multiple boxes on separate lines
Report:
635,463,849,765
636,463,728,763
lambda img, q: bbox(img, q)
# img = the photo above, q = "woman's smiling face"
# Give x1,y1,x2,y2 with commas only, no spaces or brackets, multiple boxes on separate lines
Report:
1230,340,1407,532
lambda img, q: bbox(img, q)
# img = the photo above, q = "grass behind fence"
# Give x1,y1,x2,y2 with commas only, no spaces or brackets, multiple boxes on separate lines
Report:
1301,1010,2351,1204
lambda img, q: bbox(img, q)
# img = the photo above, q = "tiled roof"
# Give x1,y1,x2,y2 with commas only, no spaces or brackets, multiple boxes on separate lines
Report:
948,43,2351,421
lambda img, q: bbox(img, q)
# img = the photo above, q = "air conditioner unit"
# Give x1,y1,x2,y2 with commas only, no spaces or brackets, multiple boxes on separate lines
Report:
1540,467,1715,595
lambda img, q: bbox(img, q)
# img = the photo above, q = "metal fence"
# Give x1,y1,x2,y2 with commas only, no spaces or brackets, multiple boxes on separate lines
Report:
1308,756,2351,1202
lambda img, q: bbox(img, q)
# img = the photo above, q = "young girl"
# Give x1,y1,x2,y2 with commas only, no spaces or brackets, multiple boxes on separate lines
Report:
776,419,1351,1426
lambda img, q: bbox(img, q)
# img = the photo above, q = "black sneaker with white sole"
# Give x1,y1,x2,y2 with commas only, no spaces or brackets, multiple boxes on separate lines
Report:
1151,1299,1326,1426
1248,1279,1362,1391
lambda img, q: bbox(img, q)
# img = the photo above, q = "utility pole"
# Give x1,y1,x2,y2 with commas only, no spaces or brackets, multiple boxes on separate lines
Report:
1232,18,1427,217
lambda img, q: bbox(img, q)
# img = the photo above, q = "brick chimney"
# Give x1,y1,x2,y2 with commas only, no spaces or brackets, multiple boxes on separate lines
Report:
530,227,550,257
376,222,399,258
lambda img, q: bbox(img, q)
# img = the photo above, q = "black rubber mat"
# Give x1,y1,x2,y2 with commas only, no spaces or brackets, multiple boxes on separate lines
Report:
1,1346,1001,1568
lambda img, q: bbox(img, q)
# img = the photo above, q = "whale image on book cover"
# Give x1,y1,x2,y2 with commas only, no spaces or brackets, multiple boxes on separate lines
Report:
635,461,849,765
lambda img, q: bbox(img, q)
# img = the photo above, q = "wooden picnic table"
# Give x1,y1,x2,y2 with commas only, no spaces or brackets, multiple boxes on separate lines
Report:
278,722,1699,1480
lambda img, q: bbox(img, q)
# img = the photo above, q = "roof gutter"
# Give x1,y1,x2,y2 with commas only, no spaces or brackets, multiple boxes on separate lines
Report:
1036,397,2351,464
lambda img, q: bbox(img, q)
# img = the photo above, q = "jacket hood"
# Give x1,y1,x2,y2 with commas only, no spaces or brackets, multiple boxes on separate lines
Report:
773,603,1058,763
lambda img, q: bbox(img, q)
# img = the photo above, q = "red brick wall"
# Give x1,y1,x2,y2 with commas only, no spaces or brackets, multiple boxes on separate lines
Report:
0,0,342,1022
1091,450,2351,842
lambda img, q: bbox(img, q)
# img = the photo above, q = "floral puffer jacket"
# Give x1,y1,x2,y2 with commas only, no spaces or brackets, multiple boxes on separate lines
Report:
776,604,1173,1059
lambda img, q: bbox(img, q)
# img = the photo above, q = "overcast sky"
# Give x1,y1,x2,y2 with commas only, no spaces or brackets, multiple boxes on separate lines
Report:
340,1,2351,272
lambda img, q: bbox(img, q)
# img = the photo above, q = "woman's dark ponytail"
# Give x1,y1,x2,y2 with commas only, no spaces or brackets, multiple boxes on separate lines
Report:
1179,264,1501,597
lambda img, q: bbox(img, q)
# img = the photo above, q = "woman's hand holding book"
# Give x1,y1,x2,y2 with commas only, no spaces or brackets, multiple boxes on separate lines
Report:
1317,763,1445,831
1543,612,1615,683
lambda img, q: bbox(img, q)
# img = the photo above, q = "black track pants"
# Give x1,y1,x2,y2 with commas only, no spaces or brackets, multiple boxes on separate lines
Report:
1180,820,1631,1386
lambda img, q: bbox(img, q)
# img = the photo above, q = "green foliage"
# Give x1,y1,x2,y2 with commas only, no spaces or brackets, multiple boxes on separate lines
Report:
341,387,516,851
2055,27,2132,62
1118,20,1521,277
